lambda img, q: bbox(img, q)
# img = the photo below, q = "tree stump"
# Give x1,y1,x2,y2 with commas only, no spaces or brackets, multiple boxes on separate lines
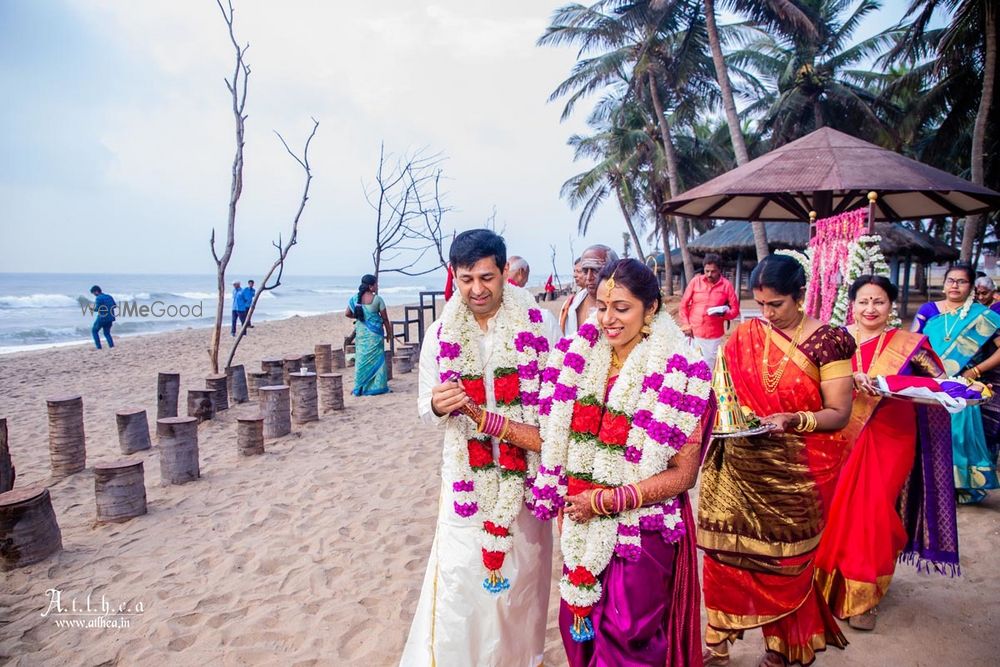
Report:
187,389,215,423
289,372,319,424
237,416,265,456
0,486,62,571
319,373,345,412
115,408,151,455
46,395,86,477
94,459,147,523
345,345,356,367
205,374,229,412
246,371,268,400
393,355,413,375
227,364,249,404
261,358,284,387
0,418,14,494
314,344,332,374
385,350,394,381
260,386,291,439
283,355,303,386
331,348,346,370
300,353,317,374
157,371,181,420
156,417,200,485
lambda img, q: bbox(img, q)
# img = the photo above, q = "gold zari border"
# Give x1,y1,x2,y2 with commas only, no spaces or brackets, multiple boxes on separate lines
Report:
697,526,822,559
819,359,852,381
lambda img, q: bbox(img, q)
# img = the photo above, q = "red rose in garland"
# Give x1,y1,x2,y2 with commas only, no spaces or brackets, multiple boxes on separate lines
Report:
493,369,521,405
467,439,493,470
570,401,601,435
462,375,487,405
598,411,631,447
499,443,527,473
568,565,598,588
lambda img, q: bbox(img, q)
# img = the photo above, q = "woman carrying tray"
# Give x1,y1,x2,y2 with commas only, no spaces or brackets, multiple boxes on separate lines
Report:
700,254,855,667
815,275,959,632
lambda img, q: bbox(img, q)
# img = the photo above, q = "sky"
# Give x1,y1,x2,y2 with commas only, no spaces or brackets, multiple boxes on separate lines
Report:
0,0,913,279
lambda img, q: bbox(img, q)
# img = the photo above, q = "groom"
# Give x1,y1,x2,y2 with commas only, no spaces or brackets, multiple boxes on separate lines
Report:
401,229,559,667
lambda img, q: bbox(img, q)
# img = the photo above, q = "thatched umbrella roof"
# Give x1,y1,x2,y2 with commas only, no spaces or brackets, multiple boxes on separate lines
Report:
664,128,1000,221
686,220,959,263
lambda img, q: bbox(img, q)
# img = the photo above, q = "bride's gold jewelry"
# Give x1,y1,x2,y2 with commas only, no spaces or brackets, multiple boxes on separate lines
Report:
610,348,623,371
641,314,653,336
604,268,618,300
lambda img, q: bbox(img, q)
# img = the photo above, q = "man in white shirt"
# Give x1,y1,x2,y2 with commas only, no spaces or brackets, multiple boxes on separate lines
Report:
507,254,560,334
559,244,619,334
402,230,559,667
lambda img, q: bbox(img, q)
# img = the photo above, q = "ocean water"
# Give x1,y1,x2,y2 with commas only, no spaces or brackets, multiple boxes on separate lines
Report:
0,272,444,354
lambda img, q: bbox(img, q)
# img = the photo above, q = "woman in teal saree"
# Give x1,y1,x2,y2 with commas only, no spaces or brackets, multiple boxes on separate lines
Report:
913,264,1000,503
345,274,391,396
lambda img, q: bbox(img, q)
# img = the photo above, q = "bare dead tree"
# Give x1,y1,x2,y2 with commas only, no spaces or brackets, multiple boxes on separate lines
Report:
365,144,449,278
549,244,562,289
208,0,250,374
225,119,319,369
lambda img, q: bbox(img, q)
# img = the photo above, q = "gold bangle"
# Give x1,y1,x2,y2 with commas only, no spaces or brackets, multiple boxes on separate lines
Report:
589,490,601,517
792,411,806,432
498,417,511,442
477,409,487,433
633,483,643,509
806,411,817,432
973,366,982,379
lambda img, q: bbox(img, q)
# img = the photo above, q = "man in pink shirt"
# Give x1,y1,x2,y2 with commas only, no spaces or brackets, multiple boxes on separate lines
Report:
678,253,740,369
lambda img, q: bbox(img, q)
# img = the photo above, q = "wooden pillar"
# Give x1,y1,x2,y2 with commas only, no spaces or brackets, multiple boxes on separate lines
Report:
300,353,316,374
314,344,332,374
319,373,345,412
94,459,147,523
890,256,902,285
115,408,151,455
0,418,13,494
0,486,62,571
283,355,303,386
46,395,86,477
901,255,912,319
393,355,413,375
246,371,268,400
345,345,356,367
260,386,291,439
227,364,249,404
187,389,215,423
261,358,284,387
205,374,229,412
289,372,319,424
331,348,346,369
156,372,180,420
156,416,200,485
385,350,393,381
236,416,265,456
734,251,743,302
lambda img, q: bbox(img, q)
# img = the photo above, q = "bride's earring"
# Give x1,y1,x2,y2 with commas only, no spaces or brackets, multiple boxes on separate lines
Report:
641,314,653,336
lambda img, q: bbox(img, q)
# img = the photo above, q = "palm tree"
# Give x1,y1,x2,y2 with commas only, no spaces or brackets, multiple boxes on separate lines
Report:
887,0,997,260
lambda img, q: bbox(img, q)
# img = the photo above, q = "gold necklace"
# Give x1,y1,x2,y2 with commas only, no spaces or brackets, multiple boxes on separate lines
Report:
942,304,963,342
853,326,888,374
762,314,806,393
610,349,623,371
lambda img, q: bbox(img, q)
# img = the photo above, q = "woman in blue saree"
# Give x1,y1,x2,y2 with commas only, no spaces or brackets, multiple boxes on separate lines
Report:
345,274,391,396
913,263,1000,503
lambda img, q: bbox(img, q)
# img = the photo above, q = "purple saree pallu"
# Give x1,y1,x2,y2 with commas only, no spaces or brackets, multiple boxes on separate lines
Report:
559,494,703,667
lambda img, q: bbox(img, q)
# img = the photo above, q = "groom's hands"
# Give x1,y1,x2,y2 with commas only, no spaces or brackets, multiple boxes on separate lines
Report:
431,379,469,417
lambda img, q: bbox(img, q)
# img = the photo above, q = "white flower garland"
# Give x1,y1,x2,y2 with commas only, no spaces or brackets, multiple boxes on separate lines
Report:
532,311,711,638
435,284,548,593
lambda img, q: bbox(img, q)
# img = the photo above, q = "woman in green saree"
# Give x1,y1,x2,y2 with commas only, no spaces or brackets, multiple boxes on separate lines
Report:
912,263,1000,503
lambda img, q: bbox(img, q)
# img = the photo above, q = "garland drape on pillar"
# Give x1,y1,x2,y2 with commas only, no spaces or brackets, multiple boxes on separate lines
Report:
805,208,866,321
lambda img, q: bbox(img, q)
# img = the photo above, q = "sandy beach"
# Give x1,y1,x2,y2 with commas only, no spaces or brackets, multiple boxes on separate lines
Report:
1,301,998,666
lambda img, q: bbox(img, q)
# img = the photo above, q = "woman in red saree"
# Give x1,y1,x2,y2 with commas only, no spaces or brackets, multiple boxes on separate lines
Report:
700,254,855,667
814,276,959,631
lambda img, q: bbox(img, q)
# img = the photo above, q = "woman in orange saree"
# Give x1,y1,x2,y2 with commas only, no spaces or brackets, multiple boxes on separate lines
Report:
700,255,855,667
814,276,959,631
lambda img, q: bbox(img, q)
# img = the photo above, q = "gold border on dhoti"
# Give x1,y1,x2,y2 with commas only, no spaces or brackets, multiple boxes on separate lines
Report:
815,566,894,619
697,526,822,559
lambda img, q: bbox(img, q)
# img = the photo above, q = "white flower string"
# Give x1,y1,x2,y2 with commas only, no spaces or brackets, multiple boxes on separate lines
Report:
532,312,711,641
435,284,549,594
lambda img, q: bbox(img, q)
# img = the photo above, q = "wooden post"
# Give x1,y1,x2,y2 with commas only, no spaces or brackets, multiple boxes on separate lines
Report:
901,255,912,319
46,395,86,477
156,417,200,485
0,486,62,571
261,358,284,386
260,386,291,439
319,373,345,412
227,364,249,404
300,353,316,373
385,350,394,381
867,191,878,234
393,355,413,375
236,416,265,456
345,345,356,367
331,348,346,369
94,459,147,523
314,344,332,374
115,408,151,455
205,374,229,412
157,372,180,420
401,343,420,364
289,372,319,424
246,371,268,400
187,389,215,423
808,210,818,239
0,418,13,494
283,355,303,386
